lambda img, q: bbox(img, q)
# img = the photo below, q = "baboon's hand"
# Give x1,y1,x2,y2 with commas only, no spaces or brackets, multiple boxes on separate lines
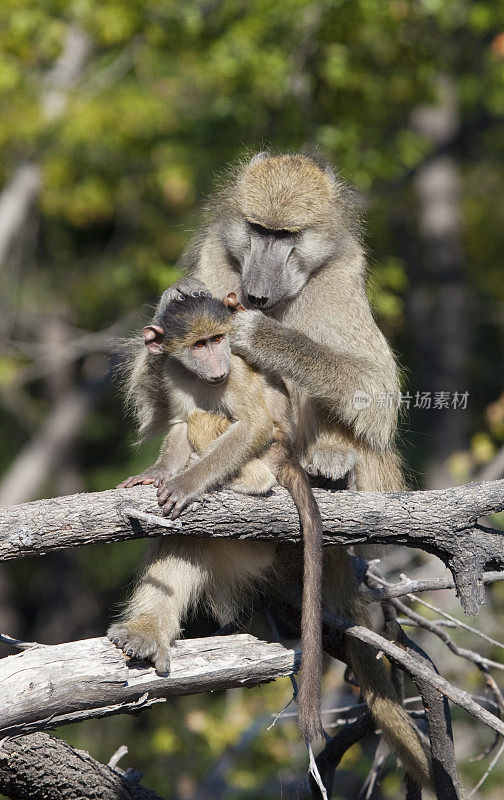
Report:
107,621,171,674
156,474,199,519
117,466,175,489
159,278,211,305
301,445,358,483
229,309,263,356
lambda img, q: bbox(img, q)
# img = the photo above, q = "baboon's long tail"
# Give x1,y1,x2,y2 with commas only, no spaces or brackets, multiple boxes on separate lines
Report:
330,550,433,786
347,636,433,787
278,454,324,743
326,546,433,786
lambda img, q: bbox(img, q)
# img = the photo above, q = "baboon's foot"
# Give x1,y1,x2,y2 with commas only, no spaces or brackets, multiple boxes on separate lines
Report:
107,619,171,674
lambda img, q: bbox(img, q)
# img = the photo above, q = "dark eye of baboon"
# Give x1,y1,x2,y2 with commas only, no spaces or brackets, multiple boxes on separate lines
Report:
228,253,241,272
249,222,295,239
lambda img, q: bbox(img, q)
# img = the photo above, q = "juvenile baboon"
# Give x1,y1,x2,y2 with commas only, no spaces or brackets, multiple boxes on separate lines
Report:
152,153,432,786
109,288,324,743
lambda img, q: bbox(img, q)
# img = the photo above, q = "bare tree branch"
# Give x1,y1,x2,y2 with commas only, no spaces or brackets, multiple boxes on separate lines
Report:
310,712,374,800
377,571,504,599
0,601,502,742
0,634,299,738
41,27,91,120
0,311,136,387
469,739,504,797
395,626,461,800
392,597,504,671
1,480,503,614
0,731,164,800
317,604,504,737
358,737,389,800
0,27,90,274
0,164,41,271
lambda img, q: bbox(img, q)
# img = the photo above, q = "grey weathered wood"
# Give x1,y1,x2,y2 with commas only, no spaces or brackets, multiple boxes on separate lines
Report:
0,732,165,800
0,634,299,738
1,480,503,614
3,612,504,743
399,632,461,800
279,590,504,738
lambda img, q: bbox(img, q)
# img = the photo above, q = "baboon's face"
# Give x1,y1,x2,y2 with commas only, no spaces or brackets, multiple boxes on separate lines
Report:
219,153,342,309
222,216,337,310
144,293,233,384
177,332,231,385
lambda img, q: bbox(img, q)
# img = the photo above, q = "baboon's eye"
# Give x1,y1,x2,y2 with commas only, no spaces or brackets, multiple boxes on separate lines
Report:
249,222,296,239
272,228,296,239
193,339,206,348
211,334,224,343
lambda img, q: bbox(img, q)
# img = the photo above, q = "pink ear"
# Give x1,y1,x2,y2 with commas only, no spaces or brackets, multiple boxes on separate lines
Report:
143,324,165,354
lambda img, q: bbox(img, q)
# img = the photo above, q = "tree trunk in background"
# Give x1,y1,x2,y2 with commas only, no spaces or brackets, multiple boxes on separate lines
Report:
45,316,86,498
0,28,90,336
407,77,470,488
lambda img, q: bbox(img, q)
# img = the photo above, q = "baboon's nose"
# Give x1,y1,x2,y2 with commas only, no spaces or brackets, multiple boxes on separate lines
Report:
247,294,268,307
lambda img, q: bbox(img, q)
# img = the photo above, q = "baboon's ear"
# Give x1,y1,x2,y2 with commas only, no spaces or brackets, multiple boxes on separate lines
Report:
324,165,337,186
223,292,245,312
249,151,269,166
143,324,165,354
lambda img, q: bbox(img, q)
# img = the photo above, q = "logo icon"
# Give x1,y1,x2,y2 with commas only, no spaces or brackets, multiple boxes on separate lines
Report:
353,390,372,410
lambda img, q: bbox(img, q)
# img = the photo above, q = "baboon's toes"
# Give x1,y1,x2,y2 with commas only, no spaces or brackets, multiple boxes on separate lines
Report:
107,623,170,672
154,647,171,675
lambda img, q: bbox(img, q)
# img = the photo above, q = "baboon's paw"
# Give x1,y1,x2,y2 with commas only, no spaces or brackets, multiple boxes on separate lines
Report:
117,466,175,489
302,446,358,482
107,623,171,674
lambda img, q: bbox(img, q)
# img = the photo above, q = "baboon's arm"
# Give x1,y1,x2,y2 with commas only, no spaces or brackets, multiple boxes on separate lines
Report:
231,311,398,451
156,413,273,517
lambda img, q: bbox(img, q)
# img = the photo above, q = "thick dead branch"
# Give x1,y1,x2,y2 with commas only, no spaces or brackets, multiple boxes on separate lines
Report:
0,731,164,800
1,602,502,746
366,579,460,799
0,634,298,738
1,481,504,614
396,627,461,800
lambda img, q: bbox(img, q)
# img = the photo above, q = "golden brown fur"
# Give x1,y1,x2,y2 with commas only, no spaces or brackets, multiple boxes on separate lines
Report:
187,411,324,742
165,313,232,353
110,294,325,743
188,410,276,495
235,154,335,230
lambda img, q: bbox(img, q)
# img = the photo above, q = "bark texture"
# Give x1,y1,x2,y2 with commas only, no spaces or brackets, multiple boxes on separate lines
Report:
0,732,164,800
1,481,503,614
0,634,298,738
